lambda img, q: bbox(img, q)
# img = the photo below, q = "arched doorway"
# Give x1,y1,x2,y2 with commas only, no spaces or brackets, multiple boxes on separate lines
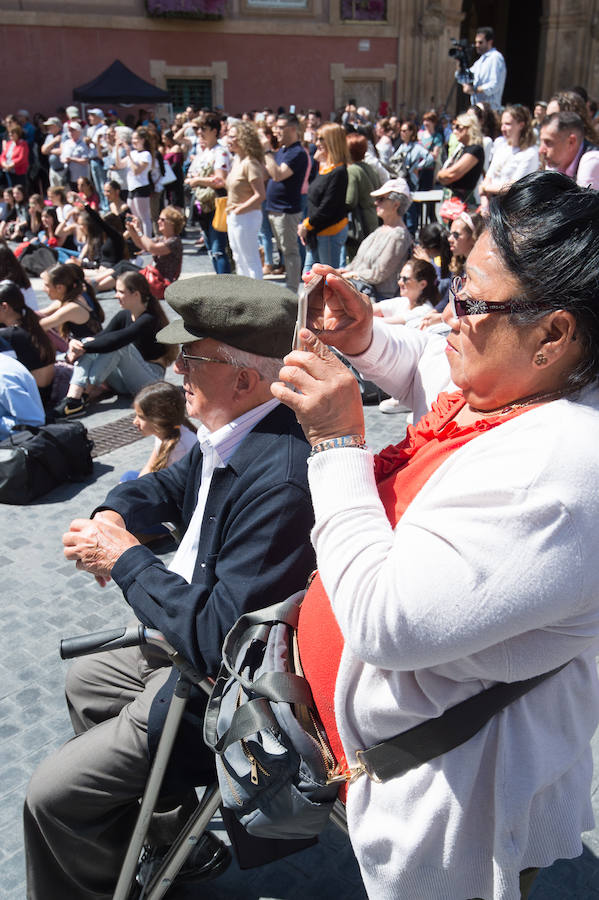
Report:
460,0,543,108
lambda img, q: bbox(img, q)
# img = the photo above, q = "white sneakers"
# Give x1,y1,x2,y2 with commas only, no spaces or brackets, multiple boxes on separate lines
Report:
378,397,409,415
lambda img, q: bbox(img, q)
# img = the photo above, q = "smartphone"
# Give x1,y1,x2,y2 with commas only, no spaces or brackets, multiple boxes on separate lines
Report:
289,104,296,114
293,274,324,350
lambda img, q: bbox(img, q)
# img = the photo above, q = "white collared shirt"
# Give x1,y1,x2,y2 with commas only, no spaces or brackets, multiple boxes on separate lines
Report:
168,398,280,583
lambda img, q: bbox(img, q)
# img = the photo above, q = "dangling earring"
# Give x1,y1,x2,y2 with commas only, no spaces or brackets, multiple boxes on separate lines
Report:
535,352,547,366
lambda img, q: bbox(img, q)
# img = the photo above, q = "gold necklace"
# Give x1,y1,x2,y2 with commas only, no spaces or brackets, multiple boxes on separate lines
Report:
468,389,568,417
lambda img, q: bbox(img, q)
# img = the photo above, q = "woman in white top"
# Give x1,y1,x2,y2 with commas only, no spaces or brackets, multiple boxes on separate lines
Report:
115,127,153,237
373,256,439,413
480,105,539,214
372,257,437,327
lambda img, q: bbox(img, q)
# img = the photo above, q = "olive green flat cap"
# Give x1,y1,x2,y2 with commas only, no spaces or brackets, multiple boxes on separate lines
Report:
157,274,298,358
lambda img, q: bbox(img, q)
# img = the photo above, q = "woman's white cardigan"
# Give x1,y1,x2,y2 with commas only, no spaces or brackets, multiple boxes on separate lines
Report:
308,321,599,899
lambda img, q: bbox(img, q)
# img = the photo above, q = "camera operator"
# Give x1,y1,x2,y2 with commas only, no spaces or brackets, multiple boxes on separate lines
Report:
456,26,506,112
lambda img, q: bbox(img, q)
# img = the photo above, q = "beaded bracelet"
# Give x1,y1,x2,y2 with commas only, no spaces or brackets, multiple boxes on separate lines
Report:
309,435,367,456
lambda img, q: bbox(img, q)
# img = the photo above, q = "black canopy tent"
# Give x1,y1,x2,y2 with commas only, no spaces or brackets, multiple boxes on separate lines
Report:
73,59,171,106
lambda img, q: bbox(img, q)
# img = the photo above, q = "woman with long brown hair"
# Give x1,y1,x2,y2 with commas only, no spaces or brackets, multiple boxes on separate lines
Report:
54,270,175,417
39,262,104,343
298,122,349,273
479,105,539,214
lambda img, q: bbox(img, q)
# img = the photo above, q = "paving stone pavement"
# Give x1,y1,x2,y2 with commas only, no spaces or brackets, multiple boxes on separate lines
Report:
2,232,599,897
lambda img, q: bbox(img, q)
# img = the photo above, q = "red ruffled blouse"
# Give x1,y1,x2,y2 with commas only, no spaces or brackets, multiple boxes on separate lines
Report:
297,391,530,796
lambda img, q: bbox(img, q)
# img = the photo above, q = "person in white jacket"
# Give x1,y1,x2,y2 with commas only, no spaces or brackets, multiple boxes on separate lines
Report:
479,105,539,214
272,170,599,900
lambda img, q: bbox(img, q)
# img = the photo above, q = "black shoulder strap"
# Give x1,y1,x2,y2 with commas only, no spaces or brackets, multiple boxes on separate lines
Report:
357,662,569,783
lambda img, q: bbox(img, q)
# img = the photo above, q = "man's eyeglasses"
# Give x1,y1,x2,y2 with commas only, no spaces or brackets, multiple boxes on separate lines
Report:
449,275,538,318
177,349,245,371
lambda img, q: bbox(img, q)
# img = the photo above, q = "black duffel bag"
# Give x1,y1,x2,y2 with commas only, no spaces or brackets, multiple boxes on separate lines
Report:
0,422,94,504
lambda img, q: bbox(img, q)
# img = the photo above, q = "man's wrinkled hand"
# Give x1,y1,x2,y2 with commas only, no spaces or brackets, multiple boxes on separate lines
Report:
63,518,139,587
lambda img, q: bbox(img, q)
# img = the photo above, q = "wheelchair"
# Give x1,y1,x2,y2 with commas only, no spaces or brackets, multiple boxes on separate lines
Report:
60,624,349,899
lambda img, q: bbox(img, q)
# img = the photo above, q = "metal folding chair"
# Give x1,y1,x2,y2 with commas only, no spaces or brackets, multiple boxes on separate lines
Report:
60,625,349,899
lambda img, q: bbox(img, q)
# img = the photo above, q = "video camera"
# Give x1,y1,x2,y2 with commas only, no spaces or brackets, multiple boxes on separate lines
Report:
449,38,475,86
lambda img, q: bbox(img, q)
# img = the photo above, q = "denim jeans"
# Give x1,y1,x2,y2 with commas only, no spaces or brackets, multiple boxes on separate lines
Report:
199,212,231,274
303,224,348,274
71,344,164,395
404,203,419,237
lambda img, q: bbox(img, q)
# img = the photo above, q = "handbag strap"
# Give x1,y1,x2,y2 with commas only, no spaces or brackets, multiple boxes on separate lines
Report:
357,661,570,783
220,591,313,707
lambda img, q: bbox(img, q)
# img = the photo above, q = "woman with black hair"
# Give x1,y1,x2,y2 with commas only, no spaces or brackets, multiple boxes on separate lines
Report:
372,257,438,327
0,280,55,399
54,270,176,417
76,208,126,269
413,222,452,299
0,243,38,309
161,130,185,210
275,171,599,900
5,184,29,241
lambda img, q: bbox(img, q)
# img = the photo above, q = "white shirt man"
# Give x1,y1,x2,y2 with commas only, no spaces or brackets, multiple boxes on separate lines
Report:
60,122,90,185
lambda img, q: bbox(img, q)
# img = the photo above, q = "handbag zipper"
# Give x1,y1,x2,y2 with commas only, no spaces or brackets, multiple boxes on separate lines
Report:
236,686,270,785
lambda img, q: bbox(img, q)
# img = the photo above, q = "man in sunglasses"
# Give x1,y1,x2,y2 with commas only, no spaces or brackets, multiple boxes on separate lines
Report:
25,275,315,898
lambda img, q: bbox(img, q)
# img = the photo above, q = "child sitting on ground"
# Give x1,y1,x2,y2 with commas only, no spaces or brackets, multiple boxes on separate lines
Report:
120,381,197,542
122,381,197,481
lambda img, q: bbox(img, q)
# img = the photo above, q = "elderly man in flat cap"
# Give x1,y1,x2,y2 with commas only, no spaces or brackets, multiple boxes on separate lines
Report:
24,275,315,899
